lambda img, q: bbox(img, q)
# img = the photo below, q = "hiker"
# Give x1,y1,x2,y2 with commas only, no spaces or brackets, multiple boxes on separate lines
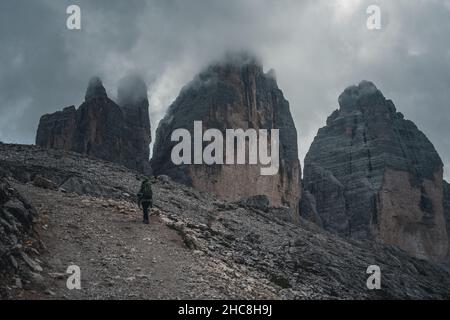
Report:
137,177,153,224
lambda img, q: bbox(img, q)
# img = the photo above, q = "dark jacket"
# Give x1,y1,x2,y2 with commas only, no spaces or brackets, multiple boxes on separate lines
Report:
137,180,153,205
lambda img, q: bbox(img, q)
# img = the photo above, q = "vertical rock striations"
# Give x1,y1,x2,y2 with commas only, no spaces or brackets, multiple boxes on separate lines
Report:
117,75,152,174
70,77,127,167
36,76,152,174
35,106,77,151
302,81,448,261
0,177,43,296
151,53,301,211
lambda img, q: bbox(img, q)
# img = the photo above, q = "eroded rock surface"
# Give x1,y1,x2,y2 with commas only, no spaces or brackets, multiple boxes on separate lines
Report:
2,143,450,299
151,53,301,211
0,176,44,298
36,77,152,174
302,81,448,261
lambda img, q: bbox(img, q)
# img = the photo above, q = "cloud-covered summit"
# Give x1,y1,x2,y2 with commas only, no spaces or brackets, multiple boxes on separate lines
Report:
1,0,450,177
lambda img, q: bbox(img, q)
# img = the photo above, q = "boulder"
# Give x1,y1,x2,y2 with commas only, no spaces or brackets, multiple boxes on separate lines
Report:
237,195,270,212
32,175,58,190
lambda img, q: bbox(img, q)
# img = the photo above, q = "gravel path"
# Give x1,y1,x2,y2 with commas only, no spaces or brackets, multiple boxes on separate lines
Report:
12,183,240,299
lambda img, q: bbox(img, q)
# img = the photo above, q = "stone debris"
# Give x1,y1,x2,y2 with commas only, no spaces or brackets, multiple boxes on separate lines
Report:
1,143,450,299
36,76,152,175
302,81,448,261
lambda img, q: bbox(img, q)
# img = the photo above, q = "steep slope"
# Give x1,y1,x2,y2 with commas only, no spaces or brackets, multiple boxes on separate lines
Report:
1,144,450,299
151,53,301,212
36,77,152,174
302,81,448,261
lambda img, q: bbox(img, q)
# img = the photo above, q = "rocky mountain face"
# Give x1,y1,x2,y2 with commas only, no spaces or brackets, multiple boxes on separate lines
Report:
302,81,448,261
1,143,450,299
0,176,44,298
36,77,152,174
444,181,450,259
151,53,301,213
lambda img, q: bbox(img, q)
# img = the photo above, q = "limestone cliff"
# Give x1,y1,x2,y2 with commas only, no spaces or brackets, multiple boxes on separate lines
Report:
0,176,43,297
302,81,448,261
151,53,301,212
36,77,152,174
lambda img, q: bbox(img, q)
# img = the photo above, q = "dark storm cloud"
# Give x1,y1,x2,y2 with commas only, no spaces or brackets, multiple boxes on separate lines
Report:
1,0,450,178
0,0,146,143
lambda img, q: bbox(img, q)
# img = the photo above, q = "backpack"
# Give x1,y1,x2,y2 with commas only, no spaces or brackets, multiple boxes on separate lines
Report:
141,180,153,200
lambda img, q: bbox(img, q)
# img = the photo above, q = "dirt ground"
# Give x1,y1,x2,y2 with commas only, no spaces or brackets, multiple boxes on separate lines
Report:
10,182,255,300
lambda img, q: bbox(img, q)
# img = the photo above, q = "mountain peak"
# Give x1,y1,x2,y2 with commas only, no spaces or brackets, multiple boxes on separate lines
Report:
221,51,261,68
85,76,107,101
303,81,448,261
338,80,383,110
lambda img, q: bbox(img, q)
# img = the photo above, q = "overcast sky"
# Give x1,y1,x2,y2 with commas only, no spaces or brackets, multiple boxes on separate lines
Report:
1,0,450,178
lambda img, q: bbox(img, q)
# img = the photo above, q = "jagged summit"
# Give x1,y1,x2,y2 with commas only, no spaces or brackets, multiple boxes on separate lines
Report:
85,76,108,101
338,81,386,111
189,52,267,88
302,81,448,261
173,52,276,109
36,76,152,174
152,53,301,212
203,51,274,81
217,51,262,68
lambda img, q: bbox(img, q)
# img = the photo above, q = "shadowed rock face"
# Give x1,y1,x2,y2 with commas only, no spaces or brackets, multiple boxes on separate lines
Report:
35,106,78,151
2,143,450,299
151,53,301,212
0,176,43,296
36,77,151,174
116,76,152,174
444,181,450,259
302,81,448,261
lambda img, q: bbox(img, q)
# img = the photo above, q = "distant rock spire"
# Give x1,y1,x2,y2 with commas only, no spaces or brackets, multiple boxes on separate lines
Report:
85,76,107,101
302,80,448,261
37,75,152,175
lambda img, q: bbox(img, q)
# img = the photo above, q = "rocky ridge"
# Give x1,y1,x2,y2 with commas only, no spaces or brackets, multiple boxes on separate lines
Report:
1,143,450,299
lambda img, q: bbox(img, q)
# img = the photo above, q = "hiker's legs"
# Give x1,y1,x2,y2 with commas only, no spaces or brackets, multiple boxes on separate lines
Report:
142,202,150,224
